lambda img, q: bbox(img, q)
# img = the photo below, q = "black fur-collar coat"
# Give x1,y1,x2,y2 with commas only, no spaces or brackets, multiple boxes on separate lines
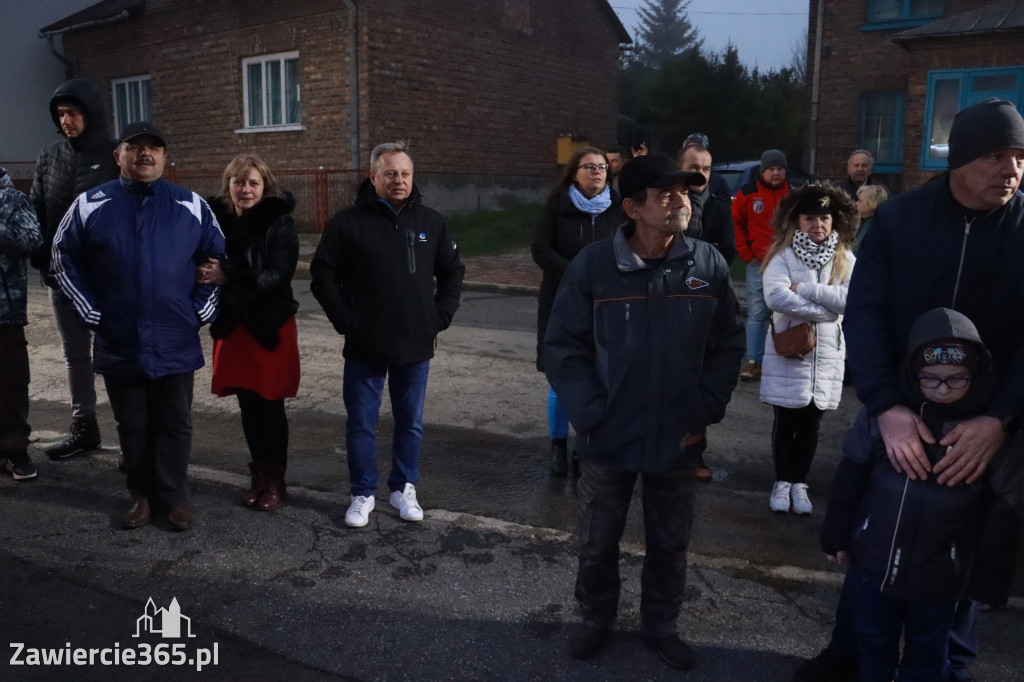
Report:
209,192,299,350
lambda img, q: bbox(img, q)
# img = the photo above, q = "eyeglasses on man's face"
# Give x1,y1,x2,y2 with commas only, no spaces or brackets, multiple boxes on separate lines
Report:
916,375,971,389
579,163,609,173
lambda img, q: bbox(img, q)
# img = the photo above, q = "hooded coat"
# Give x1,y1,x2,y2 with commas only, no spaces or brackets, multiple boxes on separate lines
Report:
759,182,858,410
29,79,119,281
822,308,1023,605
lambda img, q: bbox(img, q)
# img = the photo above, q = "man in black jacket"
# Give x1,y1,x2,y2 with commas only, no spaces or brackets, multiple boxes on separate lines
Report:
545,154,744,671
30,79,118,460
310,142,464,529
796,98,1024,682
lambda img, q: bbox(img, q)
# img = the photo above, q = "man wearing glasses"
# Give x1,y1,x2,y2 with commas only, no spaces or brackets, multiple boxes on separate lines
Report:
797,98,1024,682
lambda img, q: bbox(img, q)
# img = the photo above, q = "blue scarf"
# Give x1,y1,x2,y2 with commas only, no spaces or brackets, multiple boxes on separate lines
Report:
568,184,612,215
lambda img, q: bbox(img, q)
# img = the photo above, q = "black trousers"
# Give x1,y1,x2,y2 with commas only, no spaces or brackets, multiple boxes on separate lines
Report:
236,389,288,467
575,457,696,637
0,326,31,454
771,404,825,483
104,372,194,507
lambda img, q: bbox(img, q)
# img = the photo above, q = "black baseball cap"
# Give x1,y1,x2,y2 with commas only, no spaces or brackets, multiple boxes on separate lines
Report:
618,154,705,199
119,121,166,147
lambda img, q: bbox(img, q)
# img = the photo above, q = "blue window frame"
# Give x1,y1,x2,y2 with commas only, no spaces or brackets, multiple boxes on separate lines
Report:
922,67,1024,170
860,92,905,172
863,0,943,30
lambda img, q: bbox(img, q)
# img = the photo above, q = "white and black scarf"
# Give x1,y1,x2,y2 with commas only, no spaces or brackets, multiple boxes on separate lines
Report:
791,230,837,270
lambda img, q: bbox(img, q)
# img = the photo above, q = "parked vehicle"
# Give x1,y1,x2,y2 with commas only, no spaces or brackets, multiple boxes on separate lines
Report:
711,160,811,196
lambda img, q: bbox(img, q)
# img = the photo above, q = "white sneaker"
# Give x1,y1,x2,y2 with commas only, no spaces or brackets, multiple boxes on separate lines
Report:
791,483,813,516
770,481,791,513
345,495,375,527
390,483,424,522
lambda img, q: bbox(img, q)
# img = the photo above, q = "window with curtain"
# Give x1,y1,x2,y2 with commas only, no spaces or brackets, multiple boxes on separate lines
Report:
112,75,151,137
242,52,301,130
922,67,1024,169
860,92,905,171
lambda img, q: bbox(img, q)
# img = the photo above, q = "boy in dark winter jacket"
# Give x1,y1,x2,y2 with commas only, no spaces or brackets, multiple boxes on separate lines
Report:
821,307,1022,682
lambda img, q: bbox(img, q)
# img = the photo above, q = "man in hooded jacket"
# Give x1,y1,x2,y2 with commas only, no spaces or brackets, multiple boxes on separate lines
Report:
30,79,119,460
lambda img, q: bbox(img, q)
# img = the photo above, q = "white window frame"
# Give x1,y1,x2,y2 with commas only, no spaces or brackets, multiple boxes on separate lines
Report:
111,75,152,138
237,51,304,133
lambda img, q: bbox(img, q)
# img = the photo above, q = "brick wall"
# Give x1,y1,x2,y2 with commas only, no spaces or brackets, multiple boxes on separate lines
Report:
807,0,1021,193
59,0,624,217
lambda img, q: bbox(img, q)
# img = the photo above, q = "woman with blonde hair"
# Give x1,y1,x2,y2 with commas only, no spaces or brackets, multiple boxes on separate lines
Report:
759,182,858,515
853,184,888,254
198,154,300,511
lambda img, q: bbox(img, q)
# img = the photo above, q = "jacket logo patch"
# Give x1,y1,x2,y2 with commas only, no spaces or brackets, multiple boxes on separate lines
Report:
418,232,428,242
90,164,101,170
90,190,107,200
685,277,709,290
752,199,765,214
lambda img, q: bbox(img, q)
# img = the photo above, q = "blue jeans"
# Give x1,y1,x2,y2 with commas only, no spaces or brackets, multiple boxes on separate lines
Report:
745,260,769,364
343,358,430,497
828,580,977,680
547,386,569,439
846,568,956,682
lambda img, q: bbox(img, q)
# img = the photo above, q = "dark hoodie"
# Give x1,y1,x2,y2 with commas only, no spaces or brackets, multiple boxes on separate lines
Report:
30,79,119,280
822,308,1022,604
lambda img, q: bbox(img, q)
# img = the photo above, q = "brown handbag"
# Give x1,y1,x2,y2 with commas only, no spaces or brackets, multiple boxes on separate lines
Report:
770,318,816,360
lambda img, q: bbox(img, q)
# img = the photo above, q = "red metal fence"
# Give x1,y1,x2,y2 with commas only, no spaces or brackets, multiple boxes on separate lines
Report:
2,161,364,233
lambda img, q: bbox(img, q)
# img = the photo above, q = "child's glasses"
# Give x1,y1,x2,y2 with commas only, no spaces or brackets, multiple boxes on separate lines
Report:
916,375,971,389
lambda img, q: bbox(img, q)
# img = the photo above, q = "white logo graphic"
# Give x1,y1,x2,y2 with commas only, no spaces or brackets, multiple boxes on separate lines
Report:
134,597,196,638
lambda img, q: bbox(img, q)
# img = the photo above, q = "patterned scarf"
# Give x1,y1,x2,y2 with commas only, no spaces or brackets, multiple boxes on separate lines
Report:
791,230,838,270
568,184,612,215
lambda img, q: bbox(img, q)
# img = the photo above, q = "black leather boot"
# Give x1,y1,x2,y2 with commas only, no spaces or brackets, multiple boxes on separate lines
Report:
550,437,568,475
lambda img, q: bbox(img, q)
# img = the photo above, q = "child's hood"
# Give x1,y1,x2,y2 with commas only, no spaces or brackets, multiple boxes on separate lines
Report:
898,307,997,421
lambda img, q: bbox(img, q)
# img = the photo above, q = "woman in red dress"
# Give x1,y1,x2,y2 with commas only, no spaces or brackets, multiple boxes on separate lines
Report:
198,154,300,510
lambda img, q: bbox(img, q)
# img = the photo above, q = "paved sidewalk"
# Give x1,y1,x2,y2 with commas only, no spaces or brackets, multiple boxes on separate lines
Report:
297,233,749,302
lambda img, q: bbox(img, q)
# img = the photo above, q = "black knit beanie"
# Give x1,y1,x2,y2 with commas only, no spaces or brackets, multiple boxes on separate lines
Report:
948,98,1024,170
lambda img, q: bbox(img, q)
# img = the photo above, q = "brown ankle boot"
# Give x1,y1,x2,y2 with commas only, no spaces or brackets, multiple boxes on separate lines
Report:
257,465,286,511
242,461,264,507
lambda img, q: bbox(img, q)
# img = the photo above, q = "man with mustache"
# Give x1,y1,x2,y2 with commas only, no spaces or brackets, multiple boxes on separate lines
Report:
545,154,744,670
30,80,119,461
51,122,224,532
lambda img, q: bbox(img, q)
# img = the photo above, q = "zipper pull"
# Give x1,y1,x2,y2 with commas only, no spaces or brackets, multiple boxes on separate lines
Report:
625,302,630,320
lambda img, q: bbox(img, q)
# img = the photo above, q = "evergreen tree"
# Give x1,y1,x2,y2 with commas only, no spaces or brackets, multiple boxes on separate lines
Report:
631,0,703,70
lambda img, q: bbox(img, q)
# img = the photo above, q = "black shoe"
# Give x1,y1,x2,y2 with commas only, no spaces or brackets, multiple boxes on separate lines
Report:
792,648,856,682
550,437,568,475
5,452,38,481
568,621,610,660
641,633,696,671
45,417,101,460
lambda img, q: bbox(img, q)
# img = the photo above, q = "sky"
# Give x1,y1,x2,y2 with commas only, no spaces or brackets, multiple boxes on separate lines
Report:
609,0,810,72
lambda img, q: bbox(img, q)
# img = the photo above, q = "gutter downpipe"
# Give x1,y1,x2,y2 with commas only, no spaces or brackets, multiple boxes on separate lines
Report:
808,0,824,175
341,0,360,170
40,10,133,80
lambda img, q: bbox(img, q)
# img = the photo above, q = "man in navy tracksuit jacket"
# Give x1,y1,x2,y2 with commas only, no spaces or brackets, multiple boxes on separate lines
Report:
52,122,224,532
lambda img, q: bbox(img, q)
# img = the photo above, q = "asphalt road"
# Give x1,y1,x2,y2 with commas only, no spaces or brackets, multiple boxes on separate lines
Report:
4,278,1023,681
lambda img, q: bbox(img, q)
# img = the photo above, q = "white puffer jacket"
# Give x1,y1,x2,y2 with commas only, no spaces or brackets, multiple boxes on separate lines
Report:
760,247,854,410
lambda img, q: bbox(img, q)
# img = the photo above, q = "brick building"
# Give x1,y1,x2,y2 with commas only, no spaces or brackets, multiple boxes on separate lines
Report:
806,0,1024,192
42,0,629,225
